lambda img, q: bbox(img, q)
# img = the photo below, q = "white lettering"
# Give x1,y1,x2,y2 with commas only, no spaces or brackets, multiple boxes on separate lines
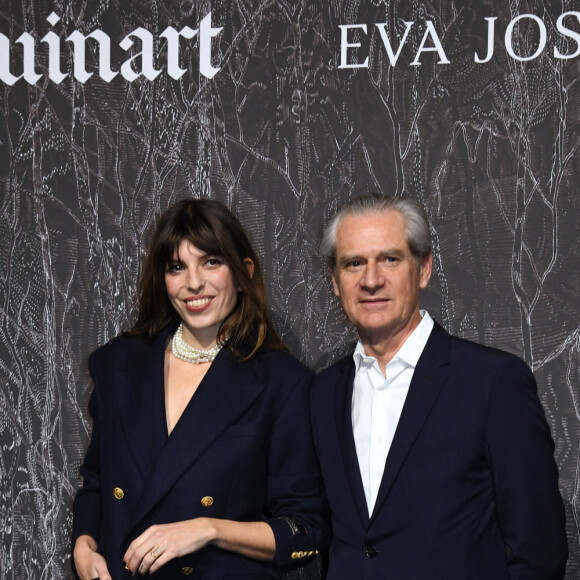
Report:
198,13,222,79
411,21,450,66
120,27,161,81
67,30,118,82
159,25,197,80
41,12,67,83
375,21,413,66
474,17,497,63
505,14,546,61
0,32,41,86
554,11,580,59
0,11,222,86
338,24,369,69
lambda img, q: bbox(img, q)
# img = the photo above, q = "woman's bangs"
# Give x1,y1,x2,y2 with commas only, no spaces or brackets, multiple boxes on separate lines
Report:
163,220,227,266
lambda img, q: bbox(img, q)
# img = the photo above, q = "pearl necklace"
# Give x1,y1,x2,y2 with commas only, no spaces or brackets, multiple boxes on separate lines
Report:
172,323,222,364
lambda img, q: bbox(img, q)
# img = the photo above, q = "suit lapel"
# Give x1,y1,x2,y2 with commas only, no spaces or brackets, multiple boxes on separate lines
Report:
334,358,370,526
127,345,265,534
114,327,171,482
370,324,451,522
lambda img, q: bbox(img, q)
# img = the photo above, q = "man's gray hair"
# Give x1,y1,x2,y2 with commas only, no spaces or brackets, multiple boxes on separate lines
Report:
320,193,432,269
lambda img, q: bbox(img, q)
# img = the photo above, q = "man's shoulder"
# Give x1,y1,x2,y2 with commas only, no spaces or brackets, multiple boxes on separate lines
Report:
449,330,521,359
434,324,530,375
311,355,353,399
316,354,354,379
310,355,353,423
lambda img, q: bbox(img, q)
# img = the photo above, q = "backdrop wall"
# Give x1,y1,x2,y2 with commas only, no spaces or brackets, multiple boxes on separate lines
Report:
1,1,579,578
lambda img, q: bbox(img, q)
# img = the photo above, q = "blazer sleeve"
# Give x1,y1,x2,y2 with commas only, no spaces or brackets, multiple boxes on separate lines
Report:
485,355,568,579
262,363,330,567
71,353,103,548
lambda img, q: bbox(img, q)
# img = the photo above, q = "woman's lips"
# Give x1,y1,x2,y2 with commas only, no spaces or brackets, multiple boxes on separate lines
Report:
184,296,213,311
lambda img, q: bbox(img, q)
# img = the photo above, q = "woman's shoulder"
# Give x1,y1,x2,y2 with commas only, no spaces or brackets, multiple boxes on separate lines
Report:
251,348,315,382
89,327,169,368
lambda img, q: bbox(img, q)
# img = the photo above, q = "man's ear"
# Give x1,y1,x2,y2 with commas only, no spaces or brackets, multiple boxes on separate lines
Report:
330,266,340,297
419,253,432,289
243,258,255,279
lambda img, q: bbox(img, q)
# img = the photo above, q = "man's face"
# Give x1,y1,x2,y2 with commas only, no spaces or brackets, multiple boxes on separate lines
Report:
331,210,432,347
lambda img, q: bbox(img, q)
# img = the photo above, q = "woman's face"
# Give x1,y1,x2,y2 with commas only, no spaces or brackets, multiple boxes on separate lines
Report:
165,239,238,348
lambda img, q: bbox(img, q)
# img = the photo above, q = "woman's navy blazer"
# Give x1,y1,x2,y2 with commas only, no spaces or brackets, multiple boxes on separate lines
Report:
72,324,329,579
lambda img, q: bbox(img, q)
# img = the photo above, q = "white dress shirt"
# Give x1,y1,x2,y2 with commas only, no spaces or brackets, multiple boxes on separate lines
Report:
352,310,434,514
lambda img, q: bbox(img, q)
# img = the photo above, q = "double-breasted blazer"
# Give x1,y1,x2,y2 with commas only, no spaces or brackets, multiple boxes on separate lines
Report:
72,324,329,579
310,322,567,579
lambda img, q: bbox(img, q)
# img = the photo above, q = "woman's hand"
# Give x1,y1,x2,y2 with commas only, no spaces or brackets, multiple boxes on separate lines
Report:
123,518,276,575
73,535,112,580
123,518,217,575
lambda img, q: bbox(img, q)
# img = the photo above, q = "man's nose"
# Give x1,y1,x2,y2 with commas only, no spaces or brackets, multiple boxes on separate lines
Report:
360,261,384,289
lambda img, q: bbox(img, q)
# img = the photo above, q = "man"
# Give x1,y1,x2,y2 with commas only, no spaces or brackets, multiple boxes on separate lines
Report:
311,193,567,579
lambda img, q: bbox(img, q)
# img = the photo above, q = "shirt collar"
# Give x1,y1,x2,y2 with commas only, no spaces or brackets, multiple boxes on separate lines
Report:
352,310,434,371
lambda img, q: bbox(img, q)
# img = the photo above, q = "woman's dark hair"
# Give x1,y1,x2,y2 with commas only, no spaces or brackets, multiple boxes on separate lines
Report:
126,198,287,360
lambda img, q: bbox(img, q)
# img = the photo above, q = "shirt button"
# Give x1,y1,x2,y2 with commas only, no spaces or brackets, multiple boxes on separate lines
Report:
113,487,124,500
180,566,194,575
365,545,378,558
200,496,213,507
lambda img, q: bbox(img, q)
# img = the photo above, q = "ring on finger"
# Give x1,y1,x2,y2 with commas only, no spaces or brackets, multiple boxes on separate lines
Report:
151,547,159,558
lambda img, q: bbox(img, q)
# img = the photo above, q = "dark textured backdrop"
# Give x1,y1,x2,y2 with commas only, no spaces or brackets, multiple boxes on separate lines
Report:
1,1,579,578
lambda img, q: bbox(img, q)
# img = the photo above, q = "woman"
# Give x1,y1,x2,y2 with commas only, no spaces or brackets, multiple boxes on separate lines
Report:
72,199,328,579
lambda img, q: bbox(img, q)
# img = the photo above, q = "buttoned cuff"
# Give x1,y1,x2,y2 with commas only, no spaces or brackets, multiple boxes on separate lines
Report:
266,516,320,567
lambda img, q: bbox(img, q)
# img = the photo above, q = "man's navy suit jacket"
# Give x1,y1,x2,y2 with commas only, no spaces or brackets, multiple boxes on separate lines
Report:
72,324,329,579
310,323,567,579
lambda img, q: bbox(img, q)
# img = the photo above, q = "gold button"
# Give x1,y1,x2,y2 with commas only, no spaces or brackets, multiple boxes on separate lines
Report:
200,496,213,507
180,566,194,575
113,487,124,500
